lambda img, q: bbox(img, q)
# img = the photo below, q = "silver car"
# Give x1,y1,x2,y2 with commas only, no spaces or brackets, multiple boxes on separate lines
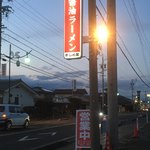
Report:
0,104,30,130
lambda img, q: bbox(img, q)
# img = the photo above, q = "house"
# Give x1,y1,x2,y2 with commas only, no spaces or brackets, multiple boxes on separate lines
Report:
53,89,88,104
53,89,89,117
118,95,133,112
31,87,55,117
0,79,37,107
33,87,54,102
98,92,133,113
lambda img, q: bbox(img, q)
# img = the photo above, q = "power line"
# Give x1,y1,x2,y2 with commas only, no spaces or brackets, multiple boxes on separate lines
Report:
5,28,88,75
125,0,150,76
2,53,88,88
2,37,89,82
117,43,150,88
96,1,150,88
14,1,63,38
4,1,89,78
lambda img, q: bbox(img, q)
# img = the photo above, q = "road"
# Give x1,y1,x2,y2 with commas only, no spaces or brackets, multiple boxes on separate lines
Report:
0,123,75,150
0,112,148,150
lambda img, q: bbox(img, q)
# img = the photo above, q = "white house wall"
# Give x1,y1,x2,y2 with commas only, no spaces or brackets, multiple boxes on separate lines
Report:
3,85,34,107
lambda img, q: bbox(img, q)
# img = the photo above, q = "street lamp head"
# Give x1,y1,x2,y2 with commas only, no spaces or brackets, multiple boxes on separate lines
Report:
24,57,30,64
95,25,108,43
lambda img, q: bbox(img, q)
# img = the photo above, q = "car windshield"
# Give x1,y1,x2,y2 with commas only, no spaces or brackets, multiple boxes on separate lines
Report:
0,106,5,112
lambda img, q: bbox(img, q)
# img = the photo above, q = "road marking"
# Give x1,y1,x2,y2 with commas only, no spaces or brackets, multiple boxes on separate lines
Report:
39,132,56,136
18,136,39,142
51,132,56,136
18,132,56,142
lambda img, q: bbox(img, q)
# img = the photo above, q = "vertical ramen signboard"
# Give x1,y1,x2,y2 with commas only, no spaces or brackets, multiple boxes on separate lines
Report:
64,0,82,59
76,110,91,149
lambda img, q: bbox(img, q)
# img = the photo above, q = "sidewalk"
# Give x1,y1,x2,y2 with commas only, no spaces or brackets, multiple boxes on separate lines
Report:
119,123,150,150
31,117,75,126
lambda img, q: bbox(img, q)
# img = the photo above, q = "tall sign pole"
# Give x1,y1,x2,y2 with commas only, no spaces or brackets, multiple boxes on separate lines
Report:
88,0,101,149
107,0,118,149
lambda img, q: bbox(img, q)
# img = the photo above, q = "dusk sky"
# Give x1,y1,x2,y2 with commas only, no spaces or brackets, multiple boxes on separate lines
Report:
1,0,150,100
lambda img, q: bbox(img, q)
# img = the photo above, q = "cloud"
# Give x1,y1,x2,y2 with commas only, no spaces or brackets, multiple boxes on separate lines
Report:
40,65,53,71
2,73,147,99
3,74,86,91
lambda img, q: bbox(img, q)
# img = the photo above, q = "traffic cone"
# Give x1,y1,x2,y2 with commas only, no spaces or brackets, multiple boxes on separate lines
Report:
133,125,139,138
104,132,112,150
133,118,139,138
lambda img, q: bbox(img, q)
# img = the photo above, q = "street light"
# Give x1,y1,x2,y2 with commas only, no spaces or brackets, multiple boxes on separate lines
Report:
95,25,108,43
24,54,31,64
7,44,31,104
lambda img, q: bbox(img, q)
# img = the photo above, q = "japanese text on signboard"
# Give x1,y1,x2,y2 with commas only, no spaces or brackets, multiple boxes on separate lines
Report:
64,0,82,59
76,110,91,148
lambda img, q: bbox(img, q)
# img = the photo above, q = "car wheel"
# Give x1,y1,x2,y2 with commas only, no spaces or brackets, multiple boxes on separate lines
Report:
24,120,30,129
5,121,12,130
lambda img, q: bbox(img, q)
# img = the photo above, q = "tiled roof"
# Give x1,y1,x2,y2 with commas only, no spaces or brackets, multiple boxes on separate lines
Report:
0,79,22,91
0,79,36,95
54,89,88,95
33,87,53,94
118,95,132,105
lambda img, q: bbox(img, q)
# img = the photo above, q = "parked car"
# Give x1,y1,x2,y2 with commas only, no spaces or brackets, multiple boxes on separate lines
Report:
0,104,30,130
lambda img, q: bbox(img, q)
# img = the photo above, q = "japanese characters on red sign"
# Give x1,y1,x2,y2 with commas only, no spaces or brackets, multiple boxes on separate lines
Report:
76,110,91,148
64,0,82,59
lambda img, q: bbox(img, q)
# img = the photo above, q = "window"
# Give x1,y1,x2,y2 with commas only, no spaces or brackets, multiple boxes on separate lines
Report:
15,107,21,113
0,106,5,112
0,97,3,104
9,106,15,113
15,97,19,105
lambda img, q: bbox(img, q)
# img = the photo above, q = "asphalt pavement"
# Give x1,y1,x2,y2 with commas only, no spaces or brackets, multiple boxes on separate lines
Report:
52,123,150,150
119,123,150,150
31,117,150,150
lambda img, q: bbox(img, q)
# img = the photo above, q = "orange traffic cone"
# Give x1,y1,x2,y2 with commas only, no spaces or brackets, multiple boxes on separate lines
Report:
133,125,139,138
104,132,112,150
133,118,139,138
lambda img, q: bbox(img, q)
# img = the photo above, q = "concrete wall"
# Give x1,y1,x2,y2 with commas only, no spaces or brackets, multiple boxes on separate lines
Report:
3,86,34,107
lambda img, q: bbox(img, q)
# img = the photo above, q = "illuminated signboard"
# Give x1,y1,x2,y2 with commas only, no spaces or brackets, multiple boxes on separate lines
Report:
64,0,82,59
76,110,91,149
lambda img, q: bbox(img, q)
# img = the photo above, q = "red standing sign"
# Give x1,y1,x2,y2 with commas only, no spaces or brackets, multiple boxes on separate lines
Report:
64,0,82,59
76,110,91,149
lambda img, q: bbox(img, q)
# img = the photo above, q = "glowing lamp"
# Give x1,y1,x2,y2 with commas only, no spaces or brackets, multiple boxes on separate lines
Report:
95,25,108,43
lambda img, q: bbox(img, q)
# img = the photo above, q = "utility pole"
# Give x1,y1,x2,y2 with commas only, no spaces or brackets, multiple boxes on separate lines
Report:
130,79,135,102
0,0,2,75
101,53,106,112
107,0,118,150
130,79,137,111
88,0,101,149
8,44,11,104
99,52,106,112
130,79,137,101
137,90,141,111
0,0,13,76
